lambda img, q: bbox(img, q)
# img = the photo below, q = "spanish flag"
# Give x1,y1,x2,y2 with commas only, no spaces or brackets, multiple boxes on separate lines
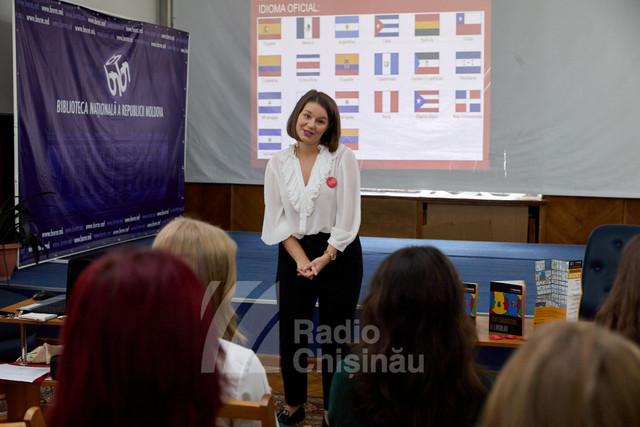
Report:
258,18,281,40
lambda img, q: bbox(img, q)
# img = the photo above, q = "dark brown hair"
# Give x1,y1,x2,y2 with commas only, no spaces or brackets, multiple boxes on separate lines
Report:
286,89,341,152
596,233,640,344
351,246,488,426
482,322,640,427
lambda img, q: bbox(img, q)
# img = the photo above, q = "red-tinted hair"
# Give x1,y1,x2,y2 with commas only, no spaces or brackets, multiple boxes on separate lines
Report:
48,248,223,427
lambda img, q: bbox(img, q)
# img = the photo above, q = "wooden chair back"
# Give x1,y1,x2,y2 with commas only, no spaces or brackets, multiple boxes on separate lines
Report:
24,406,46,427
217,393,277,427
4,405,45,427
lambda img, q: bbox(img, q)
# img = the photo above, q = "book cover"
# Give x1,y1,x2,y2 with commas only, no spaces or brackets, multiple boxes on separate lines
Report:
534,259,582,327
462,282,477,322
489,280,526,336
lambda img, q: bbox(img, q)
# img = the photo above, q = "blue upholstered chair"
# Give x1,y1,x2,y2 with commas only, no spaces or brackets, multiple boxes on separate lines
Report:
579,224,640,320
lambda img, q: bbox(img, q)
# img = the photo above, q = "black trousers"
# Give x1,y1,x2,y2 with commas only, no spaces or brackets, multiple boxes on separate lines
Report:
277,233,363,410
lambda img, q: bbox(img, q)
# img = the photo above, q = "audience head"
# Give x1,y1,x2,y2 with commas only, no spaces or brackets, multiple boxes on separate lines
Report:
152,217,242,342
596,233,640,344
286,89,341,152
48,248,222,427
482,321,640,427
351,246,486,426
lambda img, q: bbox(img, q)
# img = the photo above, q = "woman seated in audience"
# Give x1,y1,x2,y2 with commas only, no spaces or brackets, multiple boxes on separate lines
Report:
595,233,640,344
48,248,223,427
328,246,490,427
153,217,272,426
482,321,640,426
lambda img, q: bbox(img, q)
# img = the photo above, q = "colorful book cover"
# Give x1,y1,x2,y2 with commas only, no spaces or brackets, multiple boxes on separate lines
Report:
463,282,477,322
489,280,525,336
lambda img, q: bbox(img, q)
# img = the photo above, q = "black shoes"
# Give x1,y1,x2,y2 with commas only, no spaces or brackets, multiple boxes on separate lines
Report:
277,405,305,425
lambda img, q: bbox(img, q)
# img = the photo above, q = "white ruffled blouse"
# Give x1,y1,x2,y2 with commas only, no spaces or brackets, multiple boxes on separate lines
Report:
261,143,361,252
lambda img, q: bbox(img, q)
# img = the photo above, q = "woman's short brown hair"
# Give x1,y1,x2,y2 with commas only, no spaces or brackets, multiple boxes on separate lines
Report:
482,321,640,427
286,89,341,152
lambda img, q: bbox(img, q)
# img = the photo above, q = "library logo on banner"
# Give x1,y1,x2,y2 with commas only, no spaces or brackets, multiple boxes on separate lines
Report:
374,53,399,76
335,54,359,75
415,13,439,36
258,55,281,77
335,16,359,38
258,92,281,114
104,54,131,97
335,91,359,113
455,90,481,113
297,16,319,39
258,129,281,151
415,90,439,113
374,91,398,113
374,14,399,37
415,52,439,75
258,18,281,40
456,12,482,36
456,51,482,74
340,129,359,150
296,54,320,76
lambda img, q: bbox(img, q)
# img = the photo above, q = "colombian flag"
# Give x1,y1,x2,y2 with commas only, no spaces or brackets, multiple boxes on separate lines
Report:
258,55,281,77
415,14,439,36
258,18,281,40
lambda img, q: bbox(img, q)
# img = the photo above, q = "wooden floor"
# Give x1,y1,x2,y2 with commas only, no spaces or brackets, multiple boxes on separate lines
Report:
260,354,324,398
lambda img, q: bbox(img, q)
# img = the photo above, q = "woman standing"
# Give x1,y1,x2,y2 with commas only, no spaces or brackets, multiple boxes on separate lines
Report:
262,90,363,426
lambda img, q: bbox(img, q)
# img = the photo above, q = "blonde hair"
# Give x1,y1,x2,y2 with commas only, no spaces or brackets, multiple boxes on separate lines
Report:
482,322,640,427
152,217,243,342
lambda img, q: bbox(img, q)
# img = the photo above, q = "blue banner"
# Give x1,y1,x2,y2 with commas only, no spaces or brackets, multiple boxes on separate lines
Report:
15,0,189,266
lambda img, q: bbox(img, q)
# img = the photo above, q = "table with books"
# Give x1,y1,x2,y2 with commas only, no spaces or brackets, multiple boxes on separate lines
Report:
0,299,61,421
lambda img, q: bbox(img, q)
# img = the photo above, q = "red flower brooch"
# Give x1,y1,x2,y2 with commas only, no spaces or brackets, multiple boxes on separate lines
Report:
326,177,337,188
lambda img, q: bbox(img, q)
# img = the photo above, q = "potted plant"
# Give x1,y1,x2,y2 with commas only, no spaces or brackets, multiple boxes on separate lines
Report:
0,192,52,280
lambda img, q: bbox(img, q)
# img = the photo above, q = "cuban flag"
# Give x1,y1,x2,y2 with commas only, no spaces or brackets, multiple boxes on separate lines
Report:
258,129,281,151
340,129,359,150
455,90,482,113
374,53,399,75
456,51,482,74
335,91,359,113
297,17,320,39
414,90,439,113
296,54,320,77
335,16,359,38
374,91,399,113
415,52,439,75
258,92,281,114
456,12,482,36
374,14,399,37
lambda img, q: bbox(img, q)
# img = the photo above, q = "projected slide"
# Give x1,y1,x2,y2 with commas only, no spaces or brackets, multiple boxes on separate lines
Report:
251,0,491,169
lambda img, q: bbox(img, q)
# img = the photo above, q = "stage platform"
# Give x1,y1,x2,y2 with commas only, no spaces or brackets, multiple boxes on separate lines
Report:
1,232,586,359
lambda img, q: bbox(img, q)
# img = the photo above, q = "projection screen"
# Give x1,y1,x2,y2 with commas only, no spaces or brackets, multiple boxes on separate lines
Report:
174,0,640,198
